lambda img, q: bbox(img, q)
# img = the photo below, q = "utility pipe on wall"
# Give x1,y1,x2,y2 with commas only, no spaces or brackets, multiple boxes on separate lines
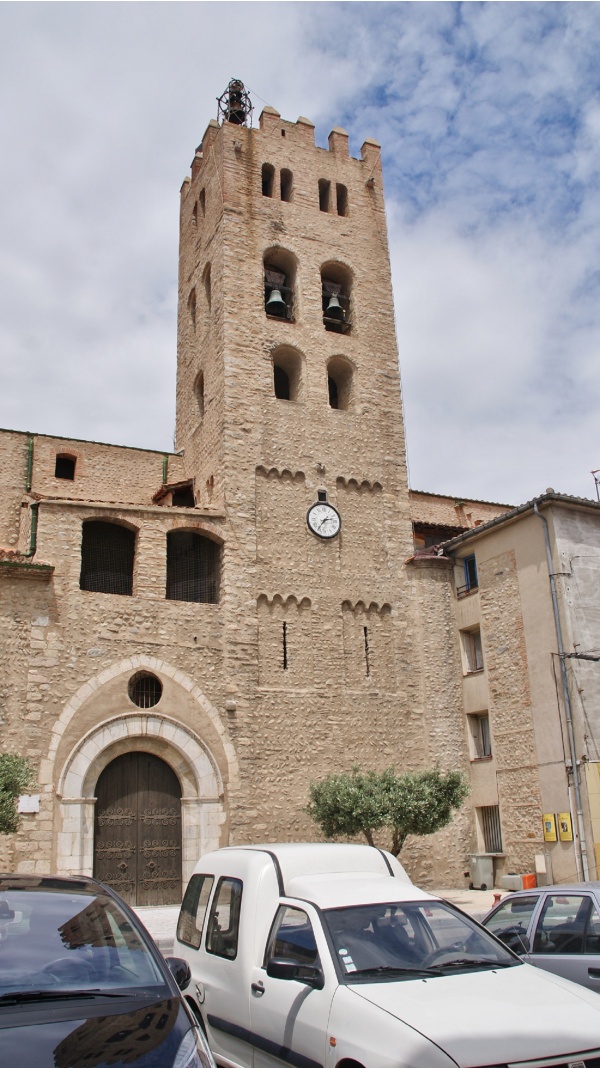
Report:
533,502,590,881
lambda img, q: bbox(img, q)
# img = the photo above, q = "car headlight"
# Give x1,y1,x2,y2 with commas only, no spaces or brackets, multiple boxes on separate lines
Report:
173,1027,217,1068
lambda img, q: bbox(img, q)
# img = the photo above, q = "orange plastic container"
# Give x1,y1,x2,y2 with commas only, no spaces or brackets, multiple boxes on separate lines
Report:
522,873,537,890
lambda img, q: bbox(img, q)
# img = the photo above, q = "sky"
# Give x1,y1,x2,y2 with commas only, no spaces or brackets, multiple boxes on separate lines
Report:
0,1,599,506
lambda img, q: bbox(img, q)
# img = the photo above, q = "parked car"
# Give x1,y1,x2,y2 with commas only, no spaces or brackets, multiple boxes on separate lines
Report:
482,881,600,991
0,873,216,1068
174,843,600,1068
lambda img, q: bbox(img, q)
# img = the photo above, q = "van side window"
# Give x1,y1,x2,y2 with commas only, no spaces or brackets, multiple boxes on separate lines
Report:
177,874,214,949
264,905,320,967
206,877,243,959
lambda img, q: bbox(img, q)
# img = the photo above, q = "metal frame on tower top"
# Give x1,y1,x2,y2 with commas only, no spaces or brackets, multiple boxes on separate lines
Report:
217,79,253,127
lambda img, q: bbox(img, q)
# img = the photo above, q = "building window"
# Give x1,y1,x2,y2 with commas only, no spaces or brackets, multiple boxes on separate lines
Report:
166,530,219,603
321,263,352,333
461,627,484,673
80,520,135,596
318,179,331,212
199,188,206,216
467,713,491,759
457,554,478,597
478,805,503,853
262,163,275,198
336,183,348,216
272,345,302,401
280,169,293,202
172,483,196,507
264,248,296,321
327,356,354,410
128,671,162,709
55,454,76,480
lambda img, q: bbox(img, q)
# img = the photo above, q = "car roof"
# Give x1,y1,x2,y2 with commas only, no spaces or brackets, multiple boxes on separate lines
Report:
0,873,110,894
497,883,600,896
284,872,436,909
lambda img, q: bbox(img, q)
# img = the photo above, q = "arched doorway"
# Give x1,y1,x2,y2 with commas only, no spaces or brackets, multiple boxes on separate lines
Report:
94,752,182,906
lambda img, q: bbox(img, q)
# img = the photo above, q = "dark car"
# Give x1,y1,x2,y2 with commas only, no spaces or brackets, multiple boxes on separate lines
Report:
0,873,216,1068
482,882,600,991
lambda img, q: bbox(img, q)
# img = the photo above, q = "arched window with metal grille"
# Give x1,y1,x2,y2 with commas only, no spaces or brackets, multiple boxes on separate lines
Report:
79,520,136,596
166,530,220,604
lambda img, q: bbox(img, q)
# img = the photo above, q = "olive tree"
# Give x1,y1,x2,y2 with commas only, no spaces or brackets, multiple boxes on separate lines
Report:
0,754,36,834
306,765,469,856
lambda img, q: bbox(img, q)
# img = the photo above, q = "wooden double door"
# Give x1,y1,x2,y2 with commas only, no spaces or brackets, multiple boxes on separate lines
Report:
94,752,182,906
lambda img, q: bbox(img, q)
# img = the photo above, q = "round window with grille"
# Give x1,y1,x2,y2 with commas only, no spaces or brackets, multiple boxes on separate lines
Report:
128,672,163,708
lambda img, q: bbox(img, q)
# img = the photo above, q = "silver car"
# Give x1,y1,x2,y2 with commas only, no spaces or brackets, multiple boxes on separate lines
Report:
482,882,600,991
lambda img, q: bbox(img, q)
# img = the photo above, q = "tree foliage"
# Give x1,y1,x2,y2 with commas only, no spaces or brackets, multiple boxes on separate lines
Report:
0,754,36,835
306,765,469,856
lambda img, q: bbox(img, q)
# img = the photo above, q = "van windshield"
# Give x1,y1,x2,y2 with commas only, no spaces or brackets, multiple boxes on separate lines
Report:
323,900,519,981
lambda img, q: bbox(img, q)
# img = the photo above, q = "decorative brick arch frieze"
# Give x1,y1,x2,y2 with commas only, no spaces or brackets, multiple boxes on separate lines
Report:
44,654,238,881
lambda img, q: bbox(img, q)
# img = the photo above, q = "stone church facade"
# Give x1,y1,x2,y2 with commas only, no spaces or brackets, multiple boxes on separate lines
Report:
2,85,596,902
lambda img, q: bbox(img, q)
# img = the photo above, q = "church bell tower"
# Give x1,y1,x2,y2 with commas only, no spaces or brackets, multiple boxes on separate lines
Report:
175,80,416,843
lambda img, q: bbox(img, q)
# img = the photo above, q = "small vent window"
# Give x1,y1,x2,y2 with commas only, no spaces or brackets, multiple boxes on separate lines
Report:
166,530,220,603
55,454,76,480
128,671,163,708
80,521,135,597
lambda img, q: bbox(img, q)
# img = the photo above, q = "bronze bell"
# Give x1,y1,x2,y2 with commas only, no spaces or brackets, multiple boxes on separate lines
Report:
325,294,344,320
266,288,287,317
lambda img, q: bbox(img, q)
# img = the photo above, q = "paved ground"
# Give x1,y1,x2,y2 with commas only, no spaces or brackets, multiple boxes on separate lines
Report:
134,886,508,956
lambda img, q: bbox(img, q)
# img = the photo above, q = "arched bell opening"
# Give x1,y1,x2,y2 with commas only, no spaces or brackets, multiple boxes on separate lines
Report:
272,345,303,402
327,355,355,411
264,247,297,322
321,261,353,334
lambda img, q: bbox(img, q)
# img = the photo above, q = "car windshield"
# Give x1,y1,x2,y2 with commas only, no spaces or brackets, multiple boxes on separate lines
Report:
323,900,519,980
0,887,166,997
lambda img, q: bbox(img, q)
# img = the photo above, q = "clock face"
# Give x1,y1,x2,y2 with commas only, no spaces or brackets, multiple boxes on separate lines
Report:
307,502,341,540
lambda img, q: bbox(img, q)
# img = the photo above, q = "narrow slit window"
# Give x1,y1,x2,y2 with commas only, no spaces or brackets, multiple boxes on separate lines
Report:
336,183,348,216
280,169,293,202
188,288,197,328
282,621,288,669
262,163,275,198
203,264,211,312
199,188,206,216
319,179,331,213
364,626,371,677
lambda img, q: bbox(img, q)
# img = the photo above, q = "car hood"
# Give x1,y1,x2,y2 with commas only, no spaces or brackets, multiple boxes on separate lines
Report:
348,964,600,1067
0,994,188,1068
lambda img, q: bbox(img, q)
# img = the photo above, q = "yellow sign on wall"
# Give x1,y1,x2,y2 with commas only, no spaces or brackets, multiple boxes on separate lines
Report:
543,813,557,842
558,812,573,841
